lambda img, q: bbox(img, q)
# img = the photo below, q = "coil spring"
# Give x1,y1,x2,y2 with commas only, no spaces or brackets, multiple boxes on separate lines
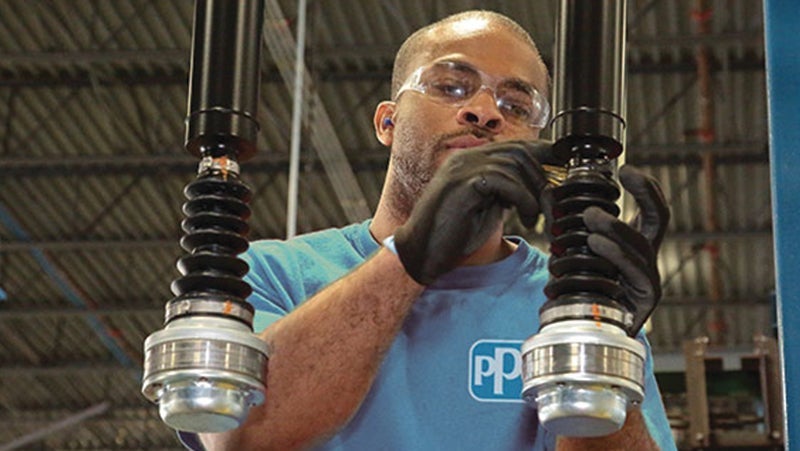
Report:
167,163,254,324
542,166,630,330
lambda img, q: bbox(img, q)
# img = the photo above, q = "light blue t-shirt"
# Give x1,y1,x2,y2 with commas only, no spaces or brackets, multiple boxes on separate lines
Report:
181,220,676,450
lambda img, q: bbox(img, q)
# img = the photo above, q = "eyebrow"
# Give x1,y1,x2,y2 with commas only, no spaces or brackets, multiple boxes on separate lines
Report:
437,60,537,92
436,60,480,76
501,78,536,95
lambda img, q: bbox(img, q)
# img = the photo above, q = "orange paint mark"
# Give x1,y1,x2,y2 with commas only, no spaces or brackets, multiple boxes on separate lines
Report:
215,156,229,181
223,300,233,315
592,303,601,327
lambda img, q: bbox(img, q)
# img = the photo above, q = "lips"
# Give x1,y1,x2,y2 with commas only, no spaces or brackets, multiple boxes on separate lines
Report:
444,134,490,149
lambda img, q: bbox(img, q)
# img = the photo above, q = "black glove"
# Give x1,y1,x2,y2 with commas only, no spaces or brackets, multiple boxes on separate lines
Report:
543,164,670,334
394,140,563,285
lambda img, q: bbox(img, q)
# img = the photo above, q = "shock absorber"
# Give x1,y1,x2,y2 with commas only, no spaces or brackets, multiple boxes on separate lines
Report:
141,0,268,433
521,0,648,437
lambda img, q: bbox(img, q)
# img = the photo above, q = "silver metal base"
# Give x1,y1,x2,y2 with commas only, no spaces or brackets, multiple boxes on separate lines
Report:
142,317,269,433
535,384,629,437
158,378,256,432
521,320,645,437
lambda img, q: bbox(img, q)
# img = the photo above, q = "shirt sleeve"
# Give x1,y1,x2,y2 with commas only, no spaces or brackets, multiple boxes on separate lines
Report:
177,431,205,451
638,331,678,450
241,233,367,333
240,240,304,332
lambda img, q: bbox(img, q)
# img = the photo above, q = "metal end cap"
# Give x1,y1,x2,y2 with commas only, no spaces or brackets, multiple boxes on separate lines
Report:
535,385,628,437
158,382,259,433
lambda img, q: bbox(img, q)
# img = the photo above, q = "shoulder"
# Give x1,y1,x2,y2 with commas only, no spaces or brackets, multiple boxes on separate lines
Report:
242,221,378,310
507,236,549,274
244,220,375,268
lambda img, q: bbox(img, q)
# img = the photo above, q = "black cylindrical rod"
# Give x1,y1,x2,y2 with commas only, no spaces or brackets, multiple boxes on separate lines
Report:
185,0,265,161
551,0,627,160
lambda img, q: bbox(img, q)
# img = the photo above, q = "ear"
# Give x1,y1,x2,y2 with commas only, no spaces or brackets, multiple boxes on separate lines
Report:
373,101,396,147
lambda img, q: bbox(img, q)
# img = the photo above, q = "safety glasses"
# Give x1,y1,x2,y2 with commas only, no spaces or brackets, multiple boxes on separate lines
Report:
395,60,550,129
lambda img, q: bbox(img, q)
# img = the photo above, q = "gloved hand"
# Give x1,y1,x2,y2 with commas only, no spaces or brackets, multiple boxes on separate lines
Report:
543,164,670,334
394,140,564,285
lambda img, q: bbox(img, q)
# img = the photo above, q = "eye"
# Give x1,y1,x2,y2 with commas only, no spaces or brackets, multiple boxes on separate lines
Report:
429,78,470,99
498,97,534,121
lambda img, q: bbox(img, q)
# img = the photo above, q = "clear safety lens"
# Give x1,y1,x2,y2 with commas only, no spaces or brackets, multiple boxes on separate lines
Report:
397,61,550,129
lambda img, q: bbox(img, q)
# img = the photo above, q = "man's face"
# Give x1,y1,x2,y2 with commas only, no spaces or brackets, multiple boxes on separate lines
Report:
385,21,548,216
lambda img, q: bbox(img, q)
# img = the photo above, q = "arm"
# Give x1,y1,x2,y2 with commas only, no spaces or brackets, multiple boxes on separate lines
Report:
202,141,559,450
202,248,424,450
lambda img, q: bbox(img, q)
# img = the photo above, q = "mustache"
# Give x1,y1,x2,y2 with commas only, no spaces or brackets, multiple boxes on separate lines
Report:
436,128,495,149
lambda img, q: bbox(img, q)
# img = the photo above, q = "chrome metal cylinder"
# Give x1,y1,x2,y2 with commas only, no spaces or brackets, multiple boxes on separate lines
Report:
521,320,645,437
142,317,268,432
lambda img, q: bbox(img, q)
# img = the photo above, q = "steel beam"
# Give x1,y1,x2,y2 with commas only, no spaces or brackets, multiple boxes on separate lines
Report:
667,228,772,242
629,30,763,47
0,31,761,67
0,142,768,177
0,49,186,66
654,345,763,372
0,239,177,252
0,153,387,177
657,295,772,307
280,33,766,59
0,54,764,88
0,306,164,319
684,337,712,447
0,403,109,451
0,364,137,377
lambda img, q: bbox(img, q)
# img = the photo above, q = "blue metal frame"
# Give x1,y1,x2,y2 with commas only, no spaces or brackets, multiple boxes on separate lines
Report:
765,0,800,446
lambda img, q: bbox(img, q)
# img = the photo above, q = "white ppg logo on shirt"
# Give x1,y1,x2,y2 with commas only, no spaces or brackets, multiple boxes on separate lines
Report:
468,339,524,403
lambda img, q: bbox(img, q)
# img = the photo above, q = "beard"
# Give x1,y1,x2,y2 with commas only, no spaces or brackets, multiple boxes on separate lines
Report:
389,138,437,219
388,126,494,219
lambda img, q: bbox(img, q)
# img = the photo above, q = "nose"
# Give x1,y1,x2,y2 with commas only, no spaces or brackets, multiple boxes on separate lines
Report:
456,88,506,131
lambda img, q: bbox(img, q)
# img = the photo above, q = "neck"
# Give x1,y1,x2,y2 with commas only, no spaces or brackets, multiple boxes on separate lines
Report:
369,198,403,244
369,171,414,243
462,227,516,266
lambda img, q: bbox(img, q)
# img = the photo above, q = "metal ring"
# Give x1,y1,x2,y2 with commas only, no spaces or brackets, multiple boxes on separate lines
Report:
540,303,633,328
165,298,254,324
198,156,241,176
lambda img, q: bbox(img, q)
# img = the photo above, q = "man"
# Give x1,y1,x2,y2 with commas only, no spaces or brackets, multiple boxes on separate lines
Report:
186,9,675,451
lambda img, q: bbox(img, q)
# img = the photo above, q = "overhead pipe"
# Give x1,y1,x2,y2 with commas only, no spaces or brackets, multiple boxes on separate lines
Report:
262,0,371,222
286,0,309,239
0,402,110,451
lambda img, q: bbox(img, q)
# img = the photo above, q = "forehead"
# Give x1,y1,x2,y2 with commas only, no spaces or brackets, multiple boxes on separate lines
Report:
412,22,546,92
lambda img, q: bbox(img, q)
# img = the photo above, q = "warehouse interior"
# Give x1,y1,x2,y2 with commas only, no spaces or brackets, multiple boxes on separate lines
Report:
0,0,777,449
